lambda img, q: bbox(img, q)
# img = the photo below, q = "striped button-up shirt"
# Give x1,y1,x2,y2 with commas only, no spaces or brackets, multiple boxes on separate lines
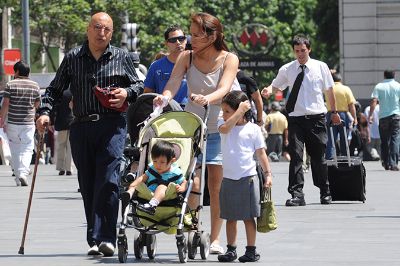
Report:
4,77,41,125
39,41,144,117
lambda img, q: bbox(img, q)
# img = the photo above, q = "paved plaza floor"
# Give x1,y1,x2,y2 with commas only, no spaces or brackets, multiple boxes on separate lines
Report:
0,161,399,265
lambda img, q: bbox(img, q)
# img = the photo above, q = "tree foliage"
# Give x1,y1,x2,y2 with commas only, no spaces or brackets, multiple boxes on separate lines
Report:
312,0,339,69
4,0,339,86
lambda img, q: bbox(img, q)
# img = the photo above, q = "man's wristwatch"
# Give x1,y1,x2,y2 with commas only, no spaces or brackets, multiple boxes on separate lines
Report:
331,110,338,114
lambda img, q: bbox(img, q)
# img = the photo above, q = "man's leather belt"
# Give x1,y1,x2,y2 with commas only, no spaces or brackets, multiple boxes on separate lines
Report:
290,113,325,120
73,113,121,123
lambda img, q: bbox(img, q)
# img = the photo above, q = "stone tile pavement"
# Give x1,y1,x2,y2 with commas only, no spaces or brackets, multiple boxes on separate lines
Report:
0,161,399,265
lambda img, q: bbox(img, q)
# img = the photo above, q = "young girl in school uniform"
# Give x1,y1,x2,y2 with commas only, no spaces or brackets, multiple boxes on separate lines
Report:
217,90,273,262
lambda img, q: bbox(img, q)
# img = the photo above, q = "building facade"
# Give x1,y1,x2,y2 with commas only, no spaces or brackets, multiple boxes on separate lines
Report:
339,0,400,102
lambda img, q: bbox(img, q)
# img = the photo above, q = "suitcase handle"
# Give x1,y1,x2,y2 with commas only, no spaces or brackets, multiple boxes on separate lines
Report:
329,121,351,167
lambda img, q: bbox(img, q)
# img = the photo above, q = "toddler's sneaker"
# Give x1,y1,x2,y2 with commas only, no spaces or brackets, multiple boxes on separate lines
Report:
121,173,136,186
137,203,156,215
15,177,21,186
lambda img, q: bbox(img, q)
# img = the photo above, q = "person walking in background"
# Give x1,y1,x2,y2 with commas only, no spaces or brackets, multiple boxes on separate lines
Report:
144,25,188,106
264,101,288,162
369,69,400,171
36,12,144,257
349,102,370,158
364,104,381,160
0,61,40,186
262,34,340,206
236,69,264,126
52,89,74,175
324,70,357,159
129,52,146,82
217,91,272,263
154,12,240,254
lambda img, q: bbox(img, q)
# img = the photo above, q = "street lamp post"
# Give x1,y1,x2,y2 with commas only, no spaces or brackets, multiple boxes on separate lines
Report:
22,0,30,65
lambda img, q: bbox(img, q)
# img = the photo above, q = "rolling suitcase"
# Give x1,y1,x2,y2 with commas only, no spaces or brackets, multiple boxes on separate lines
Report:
327,125,366,202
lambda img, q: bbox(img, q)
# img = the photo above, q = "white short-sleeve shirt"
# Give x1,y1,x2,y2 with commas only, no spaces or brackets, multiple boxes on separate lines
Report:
272,58,334,116
218,119,266,180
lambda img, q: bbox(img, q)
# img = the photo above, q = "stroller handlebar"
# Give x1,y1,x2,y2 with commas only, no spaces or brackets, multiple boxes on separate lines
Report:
190,94,210,124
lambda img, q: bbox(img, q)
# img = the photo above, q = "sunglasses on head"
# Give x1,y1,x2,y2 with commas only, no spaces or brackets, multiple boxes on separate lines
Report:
167,36,186,43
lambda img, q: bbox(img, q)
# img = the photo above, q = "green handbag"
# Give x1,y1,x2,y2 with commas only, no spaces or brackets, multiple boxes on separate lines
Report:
257,187,278,233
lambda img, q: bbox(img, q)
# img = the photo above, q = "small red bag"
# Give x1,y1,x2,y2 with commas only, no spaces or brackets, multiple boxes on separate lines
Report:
93,86,128,112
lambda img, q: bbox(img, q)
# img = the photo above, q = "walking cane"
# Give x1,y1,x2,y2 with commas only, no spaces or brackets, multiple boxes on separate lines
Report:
18,130,45,255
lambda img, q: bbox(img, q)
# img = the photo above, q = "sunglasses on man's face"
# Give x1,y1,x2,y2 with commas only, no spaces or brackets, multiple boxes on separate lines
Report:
167,36,186,43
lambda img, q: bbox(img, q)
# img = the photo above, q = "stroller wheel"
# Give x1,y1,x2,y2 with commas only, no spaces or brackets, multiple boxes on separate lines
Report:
133,231,144,259
176,233,187,263
117,234,128,263
199,232,210,260
187,231,198,259
145,234,157,259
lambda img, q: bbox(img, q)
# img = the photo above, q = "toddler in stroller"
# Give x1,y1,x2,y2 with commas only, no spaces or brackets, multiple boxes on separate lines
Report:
117,96,210,263
121,139,188,215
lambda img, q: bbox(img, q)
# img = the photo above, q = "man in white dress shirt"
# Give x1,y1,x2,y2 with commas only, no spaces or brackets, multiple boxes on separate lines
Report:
262,34,340,206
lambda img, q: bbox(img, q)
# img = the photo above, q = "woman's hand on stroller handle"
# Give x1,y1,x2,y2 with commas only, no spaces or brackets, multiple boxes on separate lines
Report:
190,93,209,106
151,95,171,120
153,94,170,108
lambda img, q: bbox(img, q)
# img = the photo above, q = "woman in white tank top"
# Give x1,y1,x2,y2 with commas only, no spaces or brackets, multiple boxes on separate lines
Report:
154,12,239,254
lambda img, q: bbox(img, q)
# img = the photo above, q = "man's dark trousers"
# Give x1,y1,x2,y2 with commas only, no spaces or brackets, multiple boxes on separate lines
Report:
70,115,126,247
288,115,330,198
379,114,400,168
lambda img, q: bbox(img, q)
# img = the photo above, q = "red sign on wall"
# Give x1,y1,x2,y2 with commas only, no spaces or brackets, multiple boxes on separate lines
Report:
3,49,21,75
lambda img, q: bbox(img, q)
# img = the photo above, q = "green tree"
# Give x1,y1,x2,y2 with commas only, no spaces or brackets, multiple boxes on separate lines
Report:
313,0,339,69
11,0,91,70
9,0,134,71
124,0,195,67
4,0,337,81
189,0,318,88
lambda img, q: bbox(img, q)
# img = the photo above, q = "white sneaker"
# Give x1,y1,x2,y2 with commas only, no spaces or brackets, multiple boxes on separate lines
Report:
15,177,21,186
98,242,115,257
210,243,224,254
87,244,102,256
19,176,29,186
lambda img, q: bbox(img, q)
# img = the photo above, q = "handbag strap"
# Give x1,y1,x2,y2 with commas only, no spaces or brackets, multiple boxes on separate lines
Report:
261,187,272,203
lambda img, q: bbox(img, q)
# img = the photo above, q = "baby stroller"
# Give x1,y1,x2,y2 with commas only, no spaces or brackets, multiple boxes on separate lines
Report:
117,94,210,263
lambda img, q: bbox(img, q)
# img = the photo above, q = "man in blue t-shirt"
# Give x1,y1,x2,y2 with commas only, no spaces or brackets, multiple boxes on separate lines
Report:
144,25,188,105
369,69,400,171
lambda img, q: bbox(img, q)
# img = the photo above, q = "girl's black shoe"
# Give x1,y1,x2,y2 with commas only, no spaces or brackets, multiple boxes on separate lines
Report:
238,246,260,262
218,245,237,262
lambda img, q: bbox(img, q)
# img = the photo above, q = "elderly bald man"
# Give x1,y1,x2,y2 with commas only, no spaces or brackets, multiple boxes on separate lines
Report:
36,12,144,257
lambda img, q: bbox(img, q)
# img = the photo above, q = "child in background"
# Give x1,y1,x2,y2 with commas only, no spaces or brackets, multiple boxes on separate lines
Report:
217,91,273,262
121,140,187,215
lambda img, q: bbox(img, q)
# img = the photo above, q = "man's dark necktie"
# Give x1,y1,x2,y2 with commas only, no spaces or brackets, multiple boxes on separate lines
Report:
286,65,305,113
